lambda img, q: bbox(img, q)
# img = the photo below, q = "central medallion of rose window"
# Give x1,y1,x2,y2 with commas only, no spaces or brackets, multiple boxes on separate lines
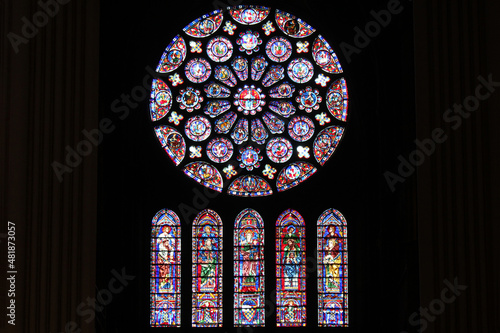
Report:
233,85,266,115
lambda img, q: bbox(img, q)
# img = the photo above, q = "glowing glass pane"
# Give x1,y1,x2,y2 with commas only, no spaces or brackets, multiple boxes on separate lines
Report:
317,209,348,327
276,209,307,327
234,209,265,326
192,209,223,327
150,209,181,327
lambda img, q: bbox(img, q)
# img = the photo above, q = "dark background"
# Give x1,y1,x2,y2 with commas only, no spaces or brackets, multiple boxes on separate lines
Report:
97,0,417,332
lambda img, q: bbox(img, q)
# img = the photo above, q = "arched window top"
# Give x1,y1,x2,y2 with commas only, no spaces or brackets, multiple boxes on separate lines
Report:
317,208,347,226
276,208,305,228
234,208,264,228
193,208,223,226
150,5,348,197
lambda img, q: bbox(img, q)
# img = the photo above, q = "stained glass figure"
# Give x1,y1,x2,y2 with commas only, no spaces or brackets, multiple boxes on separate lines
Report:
215,111,237,134
157,35,187,73
232,56,249,81
296,87,322,113
312,35,343,74
276,162,317,192
234,85,266,115
150,209,181,327
237,146,263,171
288,58,314,83
262,65,285,87
269,82,295,98
237,30,262,55
192,209,223,327
251,55,268,81
177,87,203,112
230,5,270,25
185,58,212,83
231,118,249,145
184,161,224,192
266,137,293,163
266,37,293,63
276,209,307,327
262,112,285,134
326,78,349,122
206,137,234,163
204,100,231,118
313,126,345,166
184,10,223,38
150,6,348,196
250,119,268,145
185,115,211,142
205,82,231,98
214,65,238,87
228,175,272,197
154,126,186,166
317,209,348,327
207,36,234,62
234,209,266,326
269,101,296,118
275,9,316,38
150,78,173,121
288,116,315,142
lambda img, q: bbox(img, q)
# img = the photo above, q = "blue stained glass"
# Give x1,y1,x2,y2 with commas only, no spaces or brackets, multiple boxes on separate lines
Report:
192,209,223,327
276,209,307,327
150,209,181,327
234,208,265,326
317,209,348,327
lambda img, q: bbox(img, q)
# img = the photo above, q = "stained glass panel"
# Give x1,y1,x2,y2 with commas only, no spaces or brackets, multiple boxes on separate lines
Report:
234,209,265,326
276,209,306,327
317,209,348,327
192,209,223,327
150,209,181,327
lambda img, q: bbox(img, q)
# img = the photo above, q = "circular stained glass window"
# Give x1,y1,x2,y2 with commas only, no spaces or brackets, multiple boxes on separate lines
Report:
149,5,349,197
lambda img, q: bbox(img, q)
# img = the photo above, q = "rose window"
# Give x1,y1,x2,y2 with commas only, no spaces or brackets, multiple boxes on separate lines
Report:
149,6,349,197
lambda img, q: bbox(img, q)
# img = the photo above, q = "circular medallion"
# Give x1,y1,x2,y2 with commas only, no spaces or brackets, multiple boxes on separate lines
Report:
266,137,293,163
287,58,314,83
185,58,212,83
185,116,211,141
284,164,301,180
234,85,266,115
206,137,234,163
207,36,233,62
155,90,171,106
314,49,332,66
288,116,315,142
265,37,292,63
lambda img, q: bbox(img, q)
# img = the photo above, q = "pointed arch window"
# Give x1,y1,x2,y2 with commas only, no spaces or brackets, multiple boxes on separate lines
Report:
317,208,348,327
150,209,182,327
276,209,307,326
234,208,266,326
192,209,224,327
